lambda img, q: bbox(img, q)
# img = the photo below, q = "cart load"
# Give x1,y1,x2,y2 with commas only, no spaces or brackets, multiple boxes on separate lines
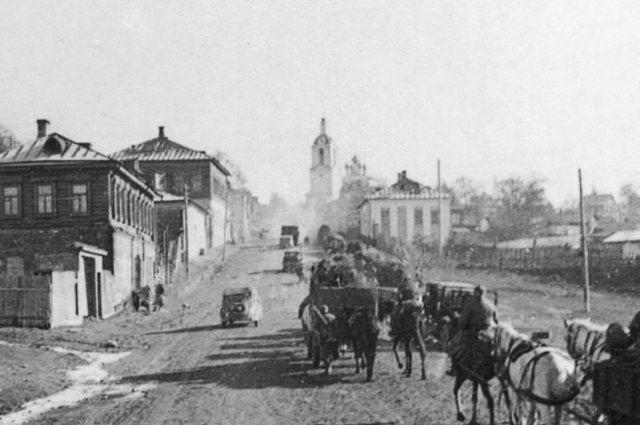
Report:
593,350,640,424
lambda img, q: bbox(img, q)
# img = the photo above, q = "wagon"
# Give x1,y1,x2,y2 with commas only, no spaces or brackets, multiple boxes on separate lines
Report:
421,281,498,350
308,286,377,367
593,357,640,425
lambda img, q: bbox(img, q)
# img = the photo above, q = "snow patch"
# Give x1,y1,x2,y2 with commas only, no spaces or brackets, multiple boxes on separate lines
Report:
0,345,155,425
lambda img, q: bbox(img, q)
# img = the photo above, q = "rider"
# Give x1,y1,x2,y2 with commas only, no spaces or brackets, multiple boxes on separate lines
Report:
390,278,423,337
446,285,499,376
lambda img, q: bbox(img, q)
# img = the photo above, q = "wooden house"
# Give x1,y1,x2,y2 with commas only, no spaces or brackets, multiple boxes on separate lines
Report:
0,120,158,327
113,127,230,248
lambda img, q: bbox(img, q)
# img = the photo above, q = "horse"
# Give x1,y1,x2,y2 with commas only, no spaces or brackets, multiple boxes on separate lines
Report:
494,323,581,425
390,302,429,380
448,325,497,425
563,318,611,424
563,318,610,376
348,307,380,381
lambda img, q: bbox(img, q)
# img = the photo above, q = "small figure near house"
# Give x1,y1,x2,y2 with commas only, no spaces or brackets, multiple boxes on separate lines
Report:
139,285,152,315
153,282,165,311
304,236,310,246
295,262,306,283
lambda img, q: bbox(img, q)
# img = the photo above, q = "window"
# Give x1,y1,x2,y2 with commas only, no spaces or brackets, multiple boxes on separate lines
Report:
318,148,325,165
174,174,184,194
380,207,391,237
191,174,202,194
36,184,54,214
3,185,20,216
431,209,440,226
397,206,407,241
414,207,423,235
71,184,88,215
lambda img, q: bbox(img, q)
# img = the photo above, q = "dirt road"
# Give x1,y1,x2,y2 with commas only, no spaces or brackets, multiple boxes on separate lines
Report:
9,243,633,424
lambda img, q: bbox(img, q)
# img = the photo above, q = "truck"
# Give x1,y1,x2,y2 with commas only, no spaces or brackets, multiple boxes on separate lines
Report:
280,225,300,246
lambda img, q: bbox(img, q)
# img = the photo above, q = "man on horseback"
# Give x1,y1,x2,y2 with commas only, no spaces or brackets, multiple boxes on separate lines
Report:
389,278,422,338
446,284,498,376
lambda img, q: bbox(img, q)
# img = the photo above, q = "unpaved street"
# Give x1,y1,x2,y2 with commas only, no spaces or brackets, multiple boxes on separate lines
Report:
7,243,635,425
15,244,467,425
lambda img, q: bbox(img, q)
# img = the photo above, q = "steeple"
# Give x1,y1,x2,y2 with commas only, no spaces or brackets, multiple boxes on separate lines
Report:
320,118,326,135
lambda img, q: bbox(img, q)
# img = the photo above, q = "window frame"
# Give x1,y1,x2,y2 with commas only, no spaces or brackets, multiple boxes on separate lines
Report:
70,182,90,216
35,183,55,216
2,184,21,218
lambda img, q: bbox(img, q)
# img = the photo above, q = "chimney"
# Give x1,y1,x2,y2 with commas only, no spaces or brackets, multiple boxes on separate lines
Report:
37,119,50,138
320,118,326,135
158,126,165,139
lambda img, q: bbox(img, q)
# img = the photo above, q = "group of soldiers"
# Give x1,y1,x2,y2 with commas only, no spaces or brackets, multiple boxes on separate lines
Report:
392,278,499,375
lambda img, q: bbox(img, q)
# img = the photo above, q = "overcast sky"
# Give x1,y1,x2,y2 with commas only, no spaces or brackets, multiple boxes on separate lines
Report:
2,1,640,205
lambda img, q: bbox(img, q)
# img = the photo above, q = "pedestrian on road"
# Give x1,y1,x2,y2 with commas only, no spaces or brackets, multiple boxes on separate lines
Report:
153,282,165,311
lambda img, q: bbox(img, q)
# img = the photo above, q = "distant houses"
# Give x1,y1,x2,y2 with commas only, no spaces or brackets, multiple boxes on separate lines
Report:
0,120,158,327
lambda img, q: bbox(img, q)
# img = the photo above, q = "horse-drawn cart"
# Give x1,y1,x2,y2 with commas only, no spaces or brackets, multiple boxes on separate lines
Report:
307,286,377,370
593,358,640,425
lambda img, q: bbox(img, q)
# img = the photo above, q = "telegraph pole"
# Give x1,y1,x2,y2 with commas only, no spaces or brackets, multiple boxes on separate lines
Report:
222,180,230,261
184,184,189,279
438,159,444,257
578,169,590,312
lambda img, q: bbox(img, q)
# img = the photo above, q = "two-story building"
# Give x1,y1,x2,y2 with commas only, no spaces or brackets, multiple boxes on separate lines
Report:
113,127,230,248
358,171,451,247
0,120,158,327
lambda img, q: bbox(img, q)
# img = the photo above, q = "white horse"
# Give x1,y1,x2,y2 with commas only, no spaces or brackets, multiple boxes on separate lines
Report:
563,318,611,424
494,323,581,425
563,318,610,373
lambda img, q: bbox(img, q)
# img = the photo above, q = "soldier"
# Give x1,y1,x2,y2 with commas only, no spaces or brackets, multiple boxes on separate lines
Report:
446,285,498,376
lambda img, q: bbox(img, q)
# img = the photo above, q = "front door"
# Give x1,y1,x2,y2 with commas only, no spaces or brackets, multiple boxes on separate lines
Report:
84,256,97,318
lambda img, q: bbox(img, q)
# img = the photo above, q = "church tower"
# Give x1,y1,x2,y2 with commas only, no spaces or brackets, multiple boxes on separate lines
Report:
307,118,338,205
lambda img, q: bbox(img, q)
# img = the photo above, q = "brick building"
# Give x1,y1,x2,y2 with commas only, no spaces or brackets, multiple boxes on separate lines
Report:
0,120,158,326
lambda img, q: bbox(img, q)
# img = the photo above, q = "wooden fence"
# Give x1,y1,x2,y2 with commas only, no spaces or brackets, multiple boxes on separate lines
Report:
0,274,51,328
447,243,640,289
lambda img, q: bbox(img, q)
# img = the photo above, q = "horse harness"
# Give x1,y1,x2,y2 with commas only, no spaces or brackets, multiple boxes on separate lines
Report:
568,325,606,371
498,338,580,407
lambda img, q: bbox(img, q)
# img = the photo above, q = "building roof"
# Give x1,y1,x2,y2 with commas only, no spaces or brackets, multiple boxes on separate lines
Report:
363,170,449,202
583,193,616,205
0,133,108,163
112,127,230,176
0,122,157,197
603,230,640,244
156,191,210,213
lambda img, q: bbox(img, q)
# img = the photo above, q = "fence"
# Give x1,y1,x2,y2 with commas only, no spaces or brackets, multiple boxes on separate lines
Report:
0,274,51,328
449,243,640,289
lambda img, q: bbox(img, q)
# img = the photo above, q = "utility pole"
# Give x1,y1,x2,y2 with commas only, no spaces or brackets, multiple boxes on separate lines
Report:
438,159,444,257
578,169,590,313
164,226,169,286
222,180,230,261
184,184,189,279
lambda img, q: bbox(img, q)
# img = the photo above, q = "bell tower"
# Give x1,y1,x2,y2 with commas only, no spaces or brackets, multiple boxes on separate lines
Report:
307,118,337,205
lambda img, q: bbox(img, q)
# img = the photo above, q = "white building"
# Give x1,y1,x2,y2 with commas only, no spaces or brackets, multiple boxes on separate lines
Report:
358,171,451,246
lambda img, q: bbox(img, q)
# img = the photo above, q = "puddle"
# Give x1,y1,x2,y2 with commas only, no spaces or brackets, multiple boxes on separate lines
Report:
0,344,155,425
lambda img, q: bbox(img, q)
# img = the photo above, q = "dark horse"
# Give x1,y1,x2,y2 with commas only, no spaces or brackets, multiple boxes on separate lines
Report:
391,303,430,380
448,325,496,425
348,308,379,381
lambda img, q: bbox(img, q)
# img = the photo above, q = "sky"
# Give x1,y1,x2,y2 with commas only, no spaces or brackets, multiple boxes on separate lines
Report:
1,1,640,206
